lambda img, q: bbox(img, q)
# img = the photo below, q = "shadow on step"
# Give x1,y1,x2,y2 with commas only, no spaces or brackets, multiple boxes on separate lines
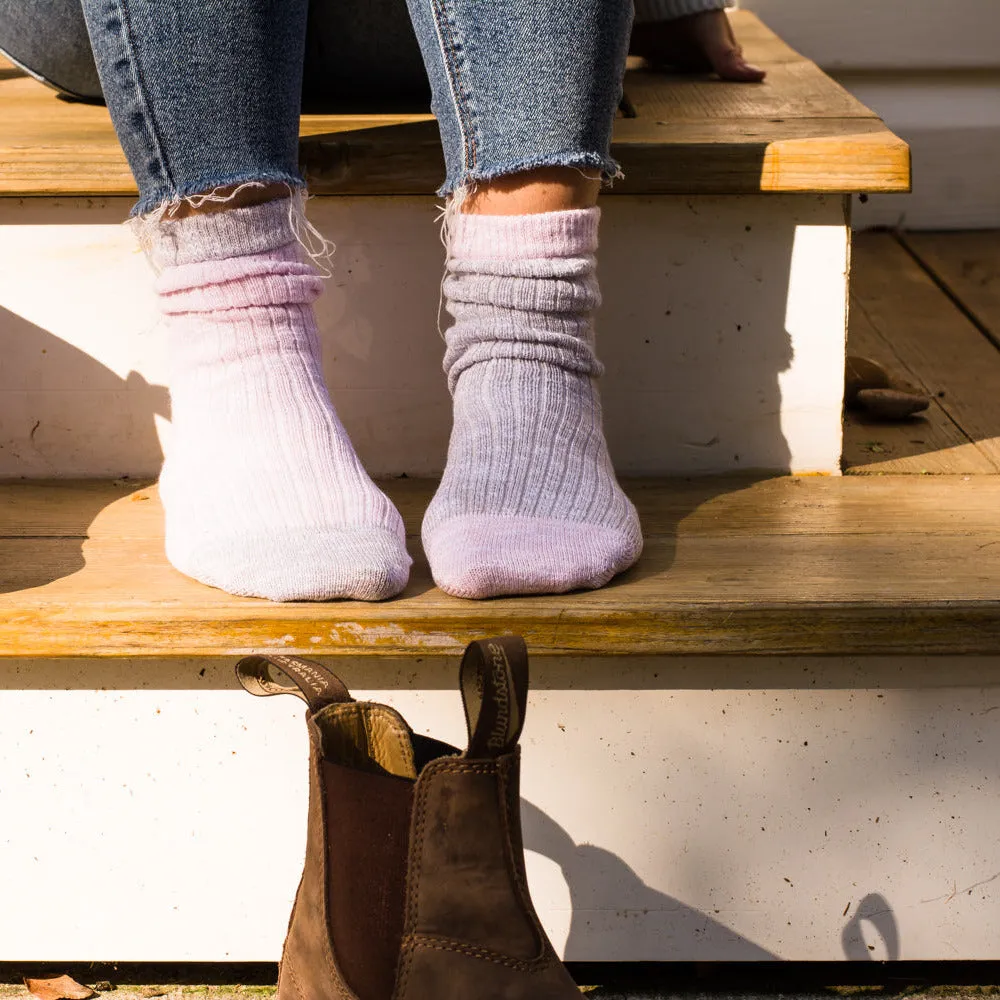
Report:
0,307,168,592
300,120,444,195
523,805,901,966
522,800,778,961
608,474,784,592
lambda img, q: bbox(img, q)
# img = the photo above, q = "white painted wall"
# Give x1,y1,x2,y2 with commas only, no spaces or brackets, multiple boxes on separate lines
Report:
2,655,999,961
0,194,848,479
739,1,1000,228
839,72,1000,230
740,1,998,72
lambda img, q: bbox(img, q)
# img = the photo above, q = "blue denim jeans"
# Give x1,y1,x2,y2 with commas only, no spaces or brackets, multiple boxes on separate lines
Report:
0,0,431,104
1,0,631,214
404,0,631,196
0,0,104,99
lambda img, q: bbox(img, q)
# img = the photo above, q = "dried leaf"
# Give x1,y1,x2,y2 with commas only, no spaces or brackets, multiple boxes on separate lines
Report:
845,355,931,417
856,387,930,421
845,355,891,404
24,976,97,1000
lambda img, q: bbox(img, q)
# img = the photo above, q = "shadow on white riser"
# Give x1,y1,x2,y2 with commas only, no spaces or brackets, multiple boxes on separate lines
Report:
1,654,997,961
0,195,848,478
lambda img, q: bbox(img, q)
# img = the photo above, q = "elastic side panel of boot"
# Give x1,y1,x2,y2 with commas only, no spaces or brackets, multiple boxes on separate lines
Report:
323,759,414,1000
502,751,532,895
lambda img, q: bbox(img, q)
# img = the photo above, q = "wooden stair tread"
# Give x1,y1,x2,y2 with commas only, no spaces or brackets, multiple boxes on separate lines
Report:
843,233,1000,475
0,13,908,197
3,475,999,658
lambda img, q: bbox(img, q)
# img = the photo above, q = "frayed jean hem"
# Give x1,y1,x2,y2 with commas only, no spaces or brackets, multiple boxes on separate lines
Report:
130,178,335,278
436,152,622,199
131,170,306,218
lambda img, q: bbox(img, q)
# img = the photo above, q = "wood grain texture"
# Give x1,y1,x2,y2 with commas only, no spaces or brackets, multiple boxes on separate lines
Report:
625,42,877,121
0,13,909,197
902,231,1000,343
842,290,999,474
3,476,1000,658
851,234,1000,470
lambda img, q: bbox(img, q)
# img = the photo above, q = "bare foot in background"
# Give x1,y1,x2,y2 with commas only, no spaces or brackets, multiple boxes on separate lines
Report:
630,10,767,82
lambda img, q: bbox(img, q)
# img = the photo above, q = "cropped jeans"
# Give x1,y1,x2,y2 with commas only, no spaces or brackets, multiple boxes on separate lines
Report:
0,0,633,215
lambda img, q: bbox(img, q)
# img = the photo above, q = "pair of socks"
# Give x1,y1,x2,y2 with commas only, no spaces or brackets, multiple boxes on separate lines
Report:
150,199,641,602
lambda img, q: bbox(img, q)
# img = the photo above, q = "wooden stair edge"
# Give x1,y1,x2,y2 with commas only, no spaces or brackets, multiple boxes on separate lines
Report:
3,476,1000,658
4,602,1000,659
0,13,910,198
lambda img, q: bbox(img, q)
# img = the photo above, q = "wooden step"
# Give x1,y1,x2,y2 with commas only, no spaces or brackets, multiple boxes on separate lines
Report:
843,233,1000,475
5,474,1000,963
3,475,999,658
0,12,909,197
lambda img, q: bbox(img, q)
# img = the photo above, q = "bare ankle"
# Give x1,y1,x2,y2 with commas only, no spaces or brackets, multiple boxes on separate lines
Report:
462,167,601,216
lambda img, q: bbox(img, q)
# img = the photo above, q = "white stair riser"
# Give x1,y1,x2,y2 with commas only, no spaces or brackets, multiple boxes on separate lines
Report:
0,194,848,478
840,72,1000,230
742,0,997,71
1,655,997,961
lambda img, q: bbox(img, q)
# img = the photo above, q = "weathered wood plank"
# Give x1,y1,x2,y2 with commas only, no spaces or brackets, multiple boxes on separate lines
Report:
902,231,1000,344
625,55,879,123
842,292,998,474
4,477,1000,657
851,234,1000,469
610,119,909,195
0,13,909,197
12,475,1000,539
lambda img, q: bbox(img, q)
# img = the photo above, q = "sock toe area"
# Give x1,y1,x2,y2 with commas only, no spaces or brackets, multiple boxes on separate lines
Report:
422,516,642,599
166,526,412,602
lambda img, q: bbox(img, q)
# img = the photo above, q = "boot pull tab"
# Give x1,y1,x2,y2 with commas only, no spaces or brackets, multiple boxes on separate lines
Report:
236,654,353,712
460,636,529,758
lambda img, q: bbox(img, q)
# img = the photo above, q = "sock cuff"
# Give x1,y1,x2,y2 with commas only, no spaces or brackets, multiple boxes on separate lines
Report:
140,198,298,270
448,207,600,261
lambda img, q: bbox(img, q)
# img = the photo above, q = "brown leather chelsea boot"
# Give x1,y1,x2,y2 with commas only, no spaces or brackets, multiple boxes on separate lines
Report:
235,637,582,1000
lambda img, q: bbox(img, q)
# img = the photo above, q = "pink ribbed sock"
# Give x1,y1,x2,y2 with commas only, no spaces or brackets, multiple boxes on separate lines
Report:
422,207,642,598
149,199,411,601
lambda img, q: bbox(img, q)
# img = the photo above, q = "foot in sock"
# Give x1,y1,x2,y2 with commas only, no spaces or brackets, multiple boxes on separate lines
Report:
149,198,411,601
422,207,642,599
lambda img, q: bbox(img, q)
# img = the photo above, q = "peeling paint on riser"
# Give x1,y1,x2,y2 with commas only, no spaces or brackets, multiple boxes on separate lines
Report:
1,655,997,961
0,194,847,478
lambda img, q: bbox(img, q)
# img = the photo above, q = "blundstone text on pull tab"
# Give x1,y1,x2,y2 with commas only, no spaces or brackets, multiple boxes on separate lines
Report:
486,641,512,752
